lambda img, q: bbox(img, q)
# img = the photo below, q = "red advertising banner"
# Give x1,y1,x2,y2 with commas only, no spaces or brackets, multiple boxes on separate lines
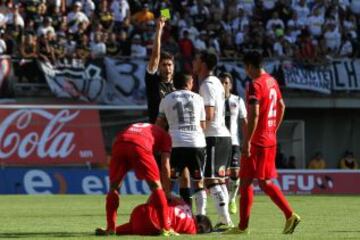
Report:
0,109,106,165
254,170,360,195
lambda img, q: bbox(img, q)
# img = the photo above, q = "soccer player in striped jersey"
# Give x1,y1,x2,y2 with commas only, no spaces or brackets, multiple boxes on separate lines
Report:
219,72,248,215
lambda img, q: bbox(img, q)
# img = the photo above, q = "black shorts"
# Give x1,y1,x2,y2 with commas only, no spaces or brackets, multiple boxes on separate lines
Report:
204,137,232,178
170,147,206,180
229,145,241,169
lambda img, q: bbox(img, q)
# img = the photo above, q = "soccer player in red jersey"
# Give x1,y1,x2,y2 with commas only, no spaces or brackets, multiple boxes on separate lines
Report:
225,51,300,234
95,123,177,236
98,197,213,236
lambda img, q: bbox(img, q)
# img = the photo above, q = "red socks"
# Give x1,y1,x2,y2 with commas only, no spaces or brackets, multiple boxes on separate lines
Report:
106,190,119,232
239,184,254,230
150,189,171,231
261,182,292,219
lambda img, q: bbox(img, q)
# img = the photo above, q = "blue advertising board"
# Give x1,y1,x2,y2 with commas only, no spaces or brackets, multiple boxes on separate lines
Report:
0,168,151,195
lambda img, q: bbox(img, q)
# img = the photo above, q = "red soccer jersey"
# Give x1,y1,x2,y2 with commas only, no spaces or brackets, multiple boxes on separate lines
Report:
246,72,283,147
116,123,172,153
147,202,197,234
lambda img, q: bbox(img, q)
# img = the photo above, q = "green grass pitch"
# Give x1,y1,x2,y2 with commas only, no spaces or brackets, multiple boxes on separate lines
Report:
0,195,359,239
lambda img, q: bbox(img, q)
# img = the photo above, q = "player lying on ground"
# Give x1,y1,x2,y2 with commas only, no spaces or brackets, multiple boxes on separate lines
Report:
96,123,177,236
96,195,213,236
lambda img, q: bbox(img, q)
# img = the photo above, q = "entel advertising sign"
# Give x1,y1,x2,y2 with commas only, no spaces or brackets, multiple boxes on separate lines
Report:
0,109,106,165
0,168,150,195
0,169,359,195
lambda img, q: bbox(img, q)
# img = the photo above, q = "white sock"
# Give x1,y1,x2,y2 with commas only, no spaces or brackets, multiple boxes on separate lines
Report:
229,178,240,202
193,189,207,215
209,185,232,224
220,183,229,206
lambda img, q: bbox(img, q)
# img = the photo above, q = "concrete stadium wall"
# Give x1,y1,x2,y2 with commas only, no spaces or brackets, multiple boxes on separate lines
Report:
285,108,360,169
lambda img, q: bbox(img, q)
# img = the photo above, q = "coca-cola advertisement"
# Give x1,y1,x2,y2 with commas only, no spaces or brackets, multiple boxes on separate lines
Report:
0,109,106,165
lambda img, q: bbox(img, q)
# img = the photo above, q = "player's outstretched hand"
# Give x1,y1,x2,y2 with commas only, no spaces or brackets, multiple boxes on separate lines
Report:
95,228,115,236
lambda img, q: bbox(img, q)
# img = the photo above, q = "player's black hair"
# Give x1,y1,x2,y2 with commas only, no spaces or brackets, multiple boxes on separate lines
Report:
195,214,213,234
174,73,192,89
199,50,218,71
219,72,233,85
243,50,263,69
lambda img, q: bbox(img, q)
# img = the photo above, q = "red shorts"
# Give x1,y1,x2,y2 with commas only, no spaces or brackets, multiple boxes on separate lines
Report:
240,145,277,179
109,141,160,185
129,204,159,235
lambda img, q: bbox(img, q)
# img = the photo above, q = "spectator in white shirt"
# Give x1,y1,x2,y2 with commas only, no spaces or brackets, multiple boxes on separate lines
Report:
292,0,310,25
130,34,146,58
273,34,285,57
263,0,277,10
6,5,24,28
338,33,353,57
194,30,207,51
266,11,285,31
323,23,341,54
342,13,357,39
287,11,306,30
284,27,298,43
231,7,249,32
67,2,90,34
37,17,56,36
81,0,95,18
307,7,325,38
237,0,255,15
350,0,360,15
90,32,106,58
235,24,249,47
337,0,350,11
110,0,130,26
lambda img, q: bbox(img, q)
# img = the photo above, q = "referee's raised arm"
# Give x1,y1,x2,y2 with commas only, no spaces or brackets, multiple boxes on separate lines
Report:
148,17,166,74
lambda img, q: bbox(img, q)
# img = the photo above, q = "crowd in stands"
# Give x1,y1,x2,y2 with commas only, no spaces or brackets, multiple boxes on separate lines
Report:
0,0,359,65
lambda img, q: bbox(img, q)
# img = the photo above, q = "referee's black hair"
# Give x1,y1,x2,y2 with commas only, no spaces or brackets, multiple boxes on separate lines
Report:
243,50,263,69
174,73,192,90
199,50,218,71
160,51,175,62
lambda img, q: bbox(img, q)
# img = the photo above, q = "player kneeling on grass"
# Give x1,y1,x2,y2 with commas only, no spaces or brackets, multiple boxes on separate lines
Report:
96,197,213,236
95,123,178,236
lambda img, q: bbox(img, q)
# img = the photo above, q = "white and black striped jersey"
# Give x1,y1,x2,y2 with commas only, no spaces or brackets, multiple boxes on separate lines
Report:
225,94,247,146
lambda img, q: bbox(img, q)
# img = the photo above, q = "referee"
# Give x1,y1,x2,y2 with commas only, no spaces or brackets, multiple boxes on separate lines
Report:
145,17,191,206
